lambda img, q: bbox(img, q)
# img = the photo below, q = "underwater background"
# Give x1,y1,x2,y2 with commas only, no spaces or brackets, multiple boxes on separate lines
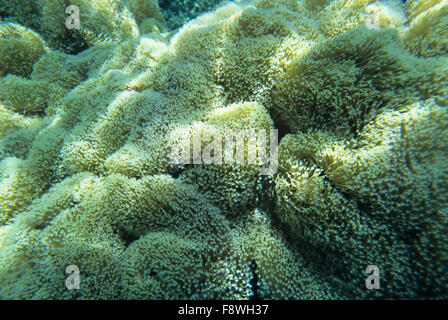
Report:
0,0,447,299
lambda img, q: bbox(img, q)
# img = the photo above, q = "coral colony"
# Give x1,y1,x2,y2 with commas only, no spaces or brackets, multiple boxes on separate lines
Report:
0,0,447,299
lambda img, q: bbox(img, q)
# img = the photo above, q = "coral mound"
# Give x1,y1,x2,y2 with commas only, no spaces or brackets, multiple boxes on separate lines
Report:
0,0,447,299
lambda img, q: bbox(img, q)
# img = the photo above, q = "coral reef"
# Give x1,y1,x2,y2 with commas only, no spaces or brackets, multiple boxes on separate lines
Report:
0,0,447,299
158,0,225,30
0,0,164,53
0,23,47,78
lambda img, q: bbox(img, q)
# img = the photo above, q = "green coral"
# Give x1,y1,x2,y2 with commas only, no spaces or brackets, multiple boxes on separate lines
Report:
158,0,225,30
0,0,447,299
275,100,448,298
0,23,47,78
403,0,448,58
0,0,165,53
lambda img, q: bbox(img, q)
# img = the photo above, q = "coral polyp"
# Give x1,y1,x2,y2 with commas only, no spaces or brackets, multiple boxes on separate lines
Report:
0,0,447,299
